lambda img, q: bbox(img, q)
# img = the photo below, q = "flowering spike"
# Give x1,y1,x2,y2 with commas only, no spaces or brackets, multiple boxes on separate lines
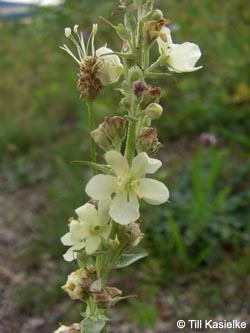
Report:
58,1,202,331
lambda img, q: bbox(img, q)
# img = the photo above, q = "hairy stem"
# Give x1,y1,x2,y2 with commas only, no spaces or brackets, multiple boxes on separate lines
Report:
86,101,97,175
125,121,137,165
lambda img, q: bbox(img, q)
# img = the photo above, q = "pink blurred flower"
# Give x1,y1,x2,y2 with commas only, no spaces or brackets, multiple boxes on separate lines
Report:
200,133,217,146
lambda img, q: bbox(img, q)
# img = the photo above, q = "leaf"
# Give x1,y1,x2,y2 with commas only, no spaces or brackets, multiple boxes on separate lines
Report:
116,23,130,41
167,217,189,266
71,160,114,175
145,72,172,79
81,318,105,333
112,294,137,306
77,252,92,268
115,253,148,269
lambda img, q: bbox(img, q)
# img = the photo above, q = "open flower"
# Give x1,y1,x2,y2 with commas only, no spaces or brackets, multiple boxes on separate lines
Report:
85,151,169,225
157,26,202,73
54,323,80,333
60,24,123,97
61,201,111,261
96,47,124,85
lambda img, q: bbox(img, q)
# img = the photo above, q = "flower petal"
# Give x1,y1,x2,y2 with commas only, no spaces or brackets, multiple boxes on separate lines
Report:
69,220,87,242
137,178,169,205
105,150,129,176
61,232,73,246
101,223,112,239
109,192,140,225
96,47,124,85
131,152,162,177
85,174,117,200
85,235,100,255
75,203,97,223
63,246,76,262
98,199,111,223
168,42,202,73
157,26,173,54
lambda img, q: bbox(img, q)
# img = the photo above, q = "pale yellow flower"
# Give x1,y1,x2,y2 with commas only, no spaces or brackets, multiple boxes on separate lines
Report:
86,151,169,225
61,201,111,260
157,27,202,73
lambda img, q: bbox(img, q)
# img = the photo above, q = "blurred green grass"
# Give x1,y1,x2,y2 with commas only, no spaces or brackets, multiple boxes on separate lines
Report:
1,0,249,327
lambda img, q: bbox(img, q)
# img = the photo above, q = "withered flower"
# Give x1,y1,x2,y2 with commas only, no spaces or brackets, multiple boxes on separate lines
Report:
61,24,123,101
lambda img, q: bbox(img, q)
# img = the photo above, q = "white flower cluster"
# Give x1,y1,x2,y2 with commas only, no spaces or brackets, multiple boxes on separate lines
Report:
61,151,169,260
61,200,111,261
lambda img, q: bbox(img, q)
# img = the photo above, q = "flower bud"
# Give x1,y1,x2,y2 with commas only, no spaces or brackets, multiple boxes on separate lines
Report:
145,103,163,121
118,220,143,250
62,268,94,300
141,86,161,108
54,323,80,333
128,66,144,84
116,23,130,41
92,286,122,308
91,125,113,152
136,127,161,155
132,79,148,97
91,117,126,152
144,18,171,44
119,96,130,111
151,9,164,20
103,116,126,145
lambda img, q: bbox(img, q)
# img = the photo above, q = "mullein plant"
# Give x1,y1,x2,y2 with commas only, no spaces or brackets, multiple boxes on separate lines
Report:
56,1,202,332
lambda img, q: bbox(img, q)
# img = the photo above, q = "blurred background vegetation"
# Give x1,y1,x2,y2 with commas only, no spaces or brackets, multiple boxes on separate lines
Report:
1,0,249,331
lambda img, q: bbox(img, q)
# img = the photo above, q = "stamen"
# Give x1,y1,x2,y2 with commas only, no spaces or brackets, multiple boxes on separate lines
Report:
91,24,98,57
60,45,81,65
73,24,79,34
65,27,71,38
80,32,86,55
86,30,93,55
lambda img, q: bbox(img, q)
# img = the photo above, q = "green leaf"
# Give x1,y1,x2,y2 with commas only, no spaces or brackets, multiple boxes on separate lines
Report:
112,294,137,306
145,72,172,78
167,216,189,266
115,253,148,269
71,160,114,175
81,318,105,333
77,252,92,268
116,23,130,41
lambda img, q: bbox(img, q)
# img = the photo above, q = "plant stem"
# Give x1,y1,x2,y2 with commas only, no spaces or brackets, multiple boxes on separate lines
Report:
86,101,97,175
125,121,137,165
136,7,144,68
102,322,108,333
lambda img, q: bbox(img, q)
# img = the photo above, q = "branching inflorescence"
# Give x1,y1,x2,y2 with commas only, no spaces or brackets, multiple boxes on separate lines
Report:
56,1,202,332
